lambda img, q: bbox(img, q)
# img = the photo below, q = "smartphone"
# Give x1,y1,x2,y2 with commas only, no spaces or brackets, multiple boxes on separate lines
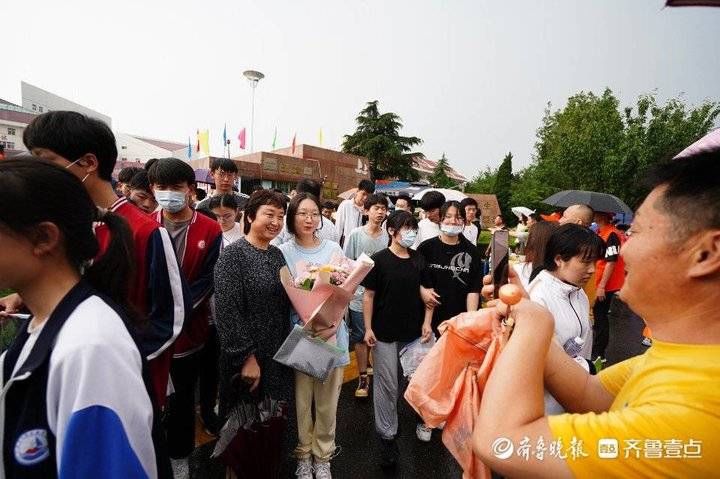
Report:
490,230,509,299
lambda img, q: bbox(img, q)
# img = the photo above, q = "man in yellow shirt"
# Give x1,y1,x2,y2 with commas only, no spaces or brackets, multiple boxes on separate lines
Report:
473,148,720,478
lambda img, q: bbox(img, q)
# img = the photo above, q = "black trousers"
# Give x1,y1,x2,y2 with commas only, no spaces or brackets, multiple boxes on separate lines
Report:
592,291,617,359
199,325,219,419
166,352,202,458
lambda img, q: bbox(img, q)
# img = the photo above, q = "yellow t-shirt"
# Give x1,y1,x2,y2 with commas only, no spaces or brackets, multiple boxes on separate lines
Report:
548,340,720,478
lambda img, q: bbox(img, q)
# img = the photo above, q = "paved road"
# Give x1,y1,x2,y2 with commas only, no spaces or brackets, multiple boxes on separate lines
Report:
190,378,462,478
191,299,648,478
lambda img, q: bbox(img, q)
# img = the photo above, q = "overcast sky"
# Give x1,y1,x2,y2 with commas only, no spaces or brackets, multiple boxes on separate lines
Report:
4,0,719,177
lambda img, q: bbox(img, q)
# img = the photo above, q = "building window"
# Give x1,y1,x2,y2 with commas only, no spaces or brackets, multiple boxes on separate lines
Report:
32,104,37,111
0,141,15,150
39,106,44,112
121,157,127,161
121,145,127,150
7,128,15,136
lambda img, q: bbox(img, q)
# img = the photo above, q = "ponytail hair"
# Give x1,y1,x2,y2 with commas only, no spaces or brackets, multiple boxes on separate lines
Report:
85,208,137,319
0,159,137,324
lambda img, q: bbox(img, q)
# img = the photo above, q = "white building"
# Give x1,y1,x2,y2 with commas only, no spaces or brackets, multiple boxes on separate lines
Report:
21,81,112,127
0,99,35,154
115,133,190,163
2,83,191,178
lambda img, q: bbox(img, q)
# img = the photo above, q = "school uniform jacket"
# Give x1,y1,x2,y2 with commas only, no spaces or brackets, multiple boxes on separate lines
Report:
0,281,157,478
96,196,189,406
153,210,222,358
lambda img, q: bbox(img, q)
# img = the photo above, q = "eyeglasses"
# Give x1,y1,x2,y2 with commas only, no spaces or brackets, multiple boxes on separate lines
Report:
217,213,235,222
297,212,321,220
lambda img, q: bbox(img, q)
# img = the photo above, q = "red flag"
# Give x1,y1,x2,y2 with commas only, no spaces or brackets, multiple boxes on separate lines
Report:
291,133,297,154
238,128,246,150
196,129,200,152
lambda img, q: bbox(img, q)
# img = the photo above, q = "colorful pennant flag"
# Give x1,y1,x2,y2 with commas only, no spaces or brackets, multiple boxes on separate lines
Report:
199,130,210,155
291,133,297,154
318,128,323,146
196,129,200,152
187,137,191,159
223,124,227,146
238,128,246,150
272,127,277,149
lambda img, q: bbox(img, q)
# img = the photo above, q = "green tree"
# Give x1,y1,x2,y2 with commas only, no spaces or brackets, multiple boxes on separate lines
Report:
528,88,718,209
605,94,720,208
509,164,554,214
465,166,498,194
494,152,514,223
533,88,625,194
427,153,457,188
342,100,423,181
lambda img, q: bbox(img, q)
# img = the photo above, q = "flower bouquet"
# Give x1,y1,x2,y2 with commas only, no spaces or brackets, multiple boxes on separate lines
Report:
280,253,374,340
273,253,374,381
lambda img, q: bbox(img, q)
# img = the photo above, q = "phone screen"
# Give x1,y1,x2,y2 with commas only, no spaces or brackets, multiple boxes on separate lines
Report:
490,230,509,299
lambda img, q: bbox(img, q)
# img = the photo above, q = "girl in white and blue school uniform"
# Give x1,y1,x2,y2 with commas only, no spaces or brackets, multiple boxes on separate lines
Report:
0,159,159,478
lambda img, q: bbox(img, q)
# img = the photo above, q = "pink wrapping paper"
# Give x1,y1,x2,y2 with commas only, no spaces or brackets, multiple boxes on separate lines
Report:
280,253,374,341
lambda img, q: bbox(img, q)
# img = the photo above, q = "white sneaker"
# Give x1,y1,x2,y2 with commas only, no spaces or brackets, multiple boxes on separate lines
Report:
295,457,313,479
314,460,332,479
170,457,189,479
416,423,432,442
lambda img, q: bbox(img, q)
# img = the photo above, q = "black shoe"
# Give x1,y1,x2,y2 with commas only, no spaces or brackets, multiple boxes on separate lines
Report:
379,438,398,469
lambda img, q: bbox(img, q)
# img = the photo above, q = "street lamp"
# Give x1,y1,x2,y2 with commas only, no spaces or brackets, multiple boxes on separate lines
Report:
243,70,265,153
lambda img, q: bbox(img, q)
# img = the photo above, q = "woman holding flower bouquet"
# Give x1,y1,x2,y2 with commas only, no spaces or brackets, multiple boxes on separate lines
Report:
277,192,349,479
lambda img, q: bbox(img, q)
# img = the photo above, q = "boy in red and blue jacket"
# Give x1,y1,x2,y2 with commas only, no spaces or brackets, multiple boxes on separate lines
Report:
148,158,222,474
20,112,188,405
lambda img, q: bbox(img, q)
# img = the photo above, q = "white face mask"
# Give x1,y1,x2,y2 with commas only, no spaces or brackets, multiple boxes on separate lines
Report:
65,158,90,183
399,229,418,248
440,224,464,237
154,190,187,213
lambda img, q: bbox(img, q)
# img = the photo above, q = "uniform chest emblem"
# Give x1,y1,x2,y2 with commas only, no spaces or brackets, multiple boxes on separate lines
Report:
198,240,206,250
14,429,50,466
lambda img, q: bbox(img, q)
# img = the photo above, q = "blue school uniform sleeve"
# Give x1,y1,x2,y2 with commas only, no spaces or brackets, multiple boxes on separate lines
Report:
48,305,157,478
144,228,189,360
60,406,149,479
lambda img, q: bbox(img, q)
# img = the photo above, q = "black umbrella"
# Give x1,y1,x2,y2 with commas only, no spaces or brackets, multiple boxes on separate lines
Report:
666,0,720,6
542,190,633,215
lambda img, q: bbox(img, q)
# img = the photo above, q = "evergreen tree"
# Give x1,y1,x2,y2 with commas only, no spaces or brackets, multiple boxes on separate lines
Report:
494,152,513,223
427,153,456,188
342,100,423,180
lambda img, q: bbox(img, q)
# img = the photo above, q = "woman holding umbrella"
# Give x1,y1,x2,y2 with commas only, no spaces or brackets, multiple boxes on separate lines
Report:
214,189,294,478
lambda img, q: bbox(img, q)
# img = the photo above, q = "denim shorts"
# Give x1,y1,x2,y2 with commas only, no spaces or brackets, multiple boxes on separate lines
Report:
348,309,366,345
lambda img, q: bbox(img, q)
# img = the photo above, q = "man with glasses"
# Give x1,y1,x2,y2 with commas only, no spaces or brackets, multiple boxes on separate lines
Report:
195,158,249,214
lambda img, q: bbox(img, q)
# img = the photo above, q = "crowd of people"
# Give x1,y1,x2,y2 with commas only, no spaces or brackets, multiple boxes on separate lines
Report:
0,109,718,479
